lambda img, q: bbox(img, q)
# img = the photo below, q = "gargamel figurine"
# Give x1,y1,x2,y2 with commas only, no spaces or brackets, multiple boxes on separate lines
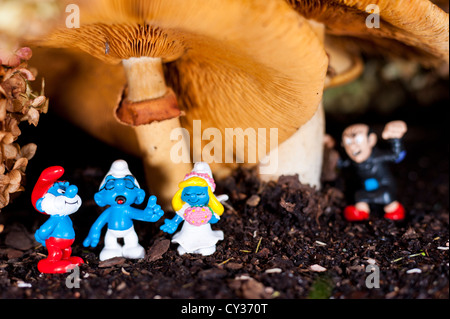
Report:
160,162,228,256
83,159,164,261
31,166,84,274
339,120,407,221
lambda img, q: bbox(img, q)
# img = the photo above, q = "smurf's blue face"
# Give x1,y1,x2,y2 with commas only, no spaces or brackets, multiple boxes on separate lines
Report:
47,181,79,199
181,186,209,207
94,175,145,207
36,181,82,216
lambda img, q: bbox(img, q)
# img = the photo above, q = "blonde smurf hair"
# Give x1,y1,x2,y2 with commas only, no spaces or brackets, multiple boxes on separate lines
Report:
172,177,224,216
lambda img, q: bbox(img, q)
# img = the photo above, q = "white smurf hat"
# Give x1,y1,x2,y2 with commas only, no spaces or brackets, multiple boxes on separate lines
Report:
99,159,140,189
183,162,216,192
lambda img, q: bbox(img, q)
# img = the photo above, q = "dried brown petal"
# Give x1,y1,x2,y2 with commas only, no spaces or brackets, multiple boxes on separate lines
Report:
0,85,7,98
2,143,19,160
7,169,22,187
0,99,6,121
5,118,21,138
0,173,10,185
12,157,28,171
18,143,37,160
0,193,9,209
40,98,49,114
15,47,33,61
4,99,14,113
17,68,35,81
26,107,40,126
6,181,22,194
11,98,26,113
2,68,14,82
0,74,27,100
0,131,14,145
31,96,46,107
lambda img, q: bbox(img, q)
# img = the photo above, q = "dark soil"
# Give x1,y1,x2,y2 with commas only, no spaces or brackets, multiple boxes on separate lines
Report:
0,65,448,302
0,117,448,301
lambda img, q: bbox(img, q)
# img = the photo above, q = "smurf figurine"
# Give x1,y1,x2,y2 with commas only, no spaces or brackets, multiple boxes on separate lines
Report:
83,160,164,261
32,166,84,274
160,162,228,256
339,120,407,221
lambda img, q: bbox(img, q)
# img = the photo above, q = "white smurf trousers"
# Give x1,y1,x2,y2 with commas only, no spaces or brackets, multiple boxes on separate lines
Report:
100,225,145,261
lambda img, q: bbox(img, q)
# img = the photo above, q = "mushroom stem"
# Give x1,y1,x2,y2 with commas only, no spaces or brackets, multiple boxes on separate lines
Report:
258,20,327,189
122,56,192,207
122,57,167,101
258,102,325,188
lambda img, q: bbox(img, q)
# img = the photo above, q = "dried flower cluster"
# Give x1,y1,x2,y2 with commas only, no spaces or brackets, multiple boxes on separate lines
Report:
0,47,48,209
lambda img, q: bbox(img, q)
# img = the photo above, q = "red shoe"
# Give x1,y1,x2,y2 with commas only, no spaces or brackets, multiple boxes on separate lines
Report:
66,256,84,266
384,203,405,220
344,206,370,221
38,259,74,274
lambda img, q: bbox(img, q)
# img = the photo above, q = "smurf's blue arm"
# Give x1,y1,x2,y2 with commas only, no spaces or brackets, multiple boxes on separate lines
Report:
83,210,110,248
160,214,183,234
129,195,164,222
209,213,220,224
35,217,57,247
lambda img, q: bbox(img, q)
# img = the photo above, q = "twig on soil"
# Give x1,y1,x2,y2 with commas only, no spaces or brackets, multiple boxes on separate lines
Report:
314,240,327,246
392,251,426,263
222,201,238,215
255,237,263,254
218,257,234,266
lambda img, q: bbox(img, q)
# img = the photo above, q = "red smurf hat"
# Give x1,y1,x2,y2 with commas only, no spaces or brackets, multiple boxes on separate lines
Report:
31,166,64,212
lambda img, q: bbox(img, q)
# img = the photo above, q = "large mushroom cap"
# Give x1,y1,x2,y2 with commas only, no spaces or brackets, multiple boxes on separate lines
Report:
33,0,329,162
288,0,449,67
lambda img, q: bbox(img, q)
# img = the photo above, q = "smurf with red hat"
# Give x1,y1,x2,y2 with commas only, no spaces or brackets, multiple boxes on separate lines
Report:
83,159,164,261
160,162,228,256
32,166,84,274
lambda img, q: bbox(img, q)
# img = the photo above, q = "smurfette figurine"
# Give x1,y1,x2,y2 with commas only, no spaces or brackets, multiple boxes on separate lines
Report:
32,166,84,273
83,160,164,261
160,162,227,256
